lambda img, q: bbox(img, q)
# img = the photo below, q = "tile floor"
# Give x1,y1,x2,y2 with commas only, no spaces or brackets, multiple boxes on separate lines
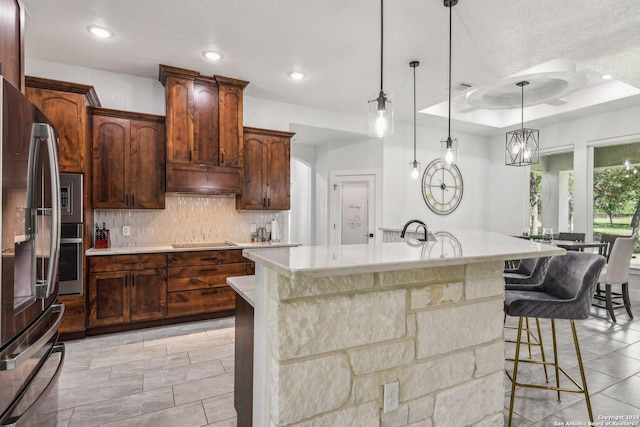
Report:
52,303,640,426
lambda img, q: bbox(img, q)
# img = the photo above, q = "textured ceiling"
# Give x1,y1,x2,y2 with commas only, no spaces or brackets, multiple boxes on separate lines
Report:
23,0,640,135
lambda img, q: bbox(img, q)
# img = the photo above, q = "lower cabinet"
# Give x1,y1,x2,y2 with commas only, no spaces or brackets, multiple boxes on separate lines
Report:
87,250,248,331
88,255,167,328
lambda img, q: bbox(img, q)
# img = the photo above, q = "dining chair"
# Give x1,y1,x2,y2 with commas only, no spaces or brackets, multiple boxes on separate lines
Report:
504,252,606,426
597,233,628,260
557,232,585,242
592,236,635,322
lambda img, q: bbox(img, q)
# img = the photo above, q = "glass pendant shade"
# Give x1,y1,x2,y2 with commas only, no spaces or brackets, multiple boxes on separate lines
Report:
410,160,420,180
441,136,458,165
368,90,394,137
505,128,539,166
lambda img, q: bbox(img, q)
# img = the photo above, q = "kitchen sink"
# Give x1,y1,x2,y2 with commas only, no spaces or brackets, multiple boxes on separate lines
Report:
171,241,237,249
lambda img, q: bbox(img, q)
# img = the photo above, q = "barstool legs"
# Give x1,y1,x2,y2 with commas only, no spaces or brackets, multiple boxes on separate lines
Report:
572,319,594,424
508,317,524,427
536,318,549,383
506,317,593,426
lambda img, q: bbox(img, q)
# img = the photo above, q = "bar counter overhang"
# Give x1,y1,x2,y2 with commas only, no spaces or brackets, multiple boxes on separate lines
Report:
242,230,564,426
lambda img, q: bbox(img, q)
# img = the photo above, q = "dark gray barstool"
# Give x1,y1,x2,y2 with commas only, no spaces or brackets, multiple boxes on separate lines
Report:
503,257,552,380
504,251,606,427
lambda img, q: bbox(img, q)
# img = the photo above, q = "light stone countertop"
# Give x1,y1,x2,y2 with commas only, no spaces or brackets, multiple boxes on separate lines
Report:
86,241,299,256
226,275,256,307
243,230,565,279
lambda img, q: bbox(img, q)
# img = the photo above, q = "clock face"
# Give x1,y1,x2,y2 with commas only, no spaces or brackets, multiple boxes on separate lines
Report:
421,159,463,215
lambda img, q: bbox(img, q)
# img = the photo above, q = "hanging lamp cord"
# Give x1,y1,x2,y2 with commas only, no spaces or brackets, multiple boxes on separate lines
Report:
380,0,384,91
447,1,452,140
413,64,417,161
521,83,524,128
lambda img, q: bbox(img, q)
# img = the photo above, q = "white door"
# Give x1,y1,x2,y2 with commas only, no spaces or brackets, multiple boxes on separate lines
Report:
330,174,376,245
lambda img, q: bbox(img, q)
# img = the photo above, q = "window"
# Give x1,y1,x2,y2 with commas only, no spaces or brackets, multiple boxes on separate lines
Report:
529,151,574,235
592,141,640,264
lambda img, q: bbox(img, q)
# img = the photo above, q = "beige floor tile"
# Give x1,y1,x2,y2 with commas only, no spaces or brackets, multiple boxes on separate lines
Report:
143,330,209,348
220,356,234,373
203,392,237,424
109,352,190,380
89,342,168,369
165,334,232,355
188,342,235,365
68,387,174,426
143,359,226,391
208,417,238,427
57,375,143,410
173,372,234,405
58,365,112,390
101,401,208,427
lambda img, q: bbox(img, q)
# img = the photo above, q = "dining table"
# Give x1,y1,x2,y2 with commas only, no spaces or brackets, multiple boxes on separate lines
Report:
550,239,608,252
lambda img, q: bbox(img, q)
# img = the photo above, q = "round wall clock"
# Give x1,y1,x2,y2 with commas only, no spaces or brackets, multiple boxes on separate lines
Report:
421,159,463,215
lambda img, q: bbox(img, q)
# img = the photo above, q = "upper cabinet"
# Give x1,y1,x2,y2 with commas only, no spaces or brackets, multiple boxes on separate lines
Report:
0,0,25,91
159,65,248,194
237,127,294,210
91,108,166,209
26,76,101,172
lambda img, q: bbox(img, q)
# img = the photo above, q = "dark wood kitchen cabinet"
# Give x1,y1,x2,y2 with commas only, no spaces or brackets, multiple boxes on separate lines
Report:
159,65,248,194
166,250,245,317
91,107,165,209
237,127,294,210
26,76,100,173
88,254,167,328
0,0,25,91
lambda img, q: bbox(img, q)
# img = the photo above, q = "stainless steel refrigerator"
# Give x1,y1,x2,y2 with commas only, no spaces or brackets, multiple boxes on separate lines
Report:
0,77,64,426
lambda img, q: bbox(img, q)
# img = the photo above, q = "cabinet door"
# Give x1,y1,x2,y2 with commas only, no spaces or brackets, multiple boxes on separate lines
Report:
130,268,167,322
165,76,194,164
92,115,130,208
88,271,129,327
27,88,86,172
0,0,24,91
193,82,218,165
130,120,165,208
266,136,290,210
218,85,243,167
241,134,267,209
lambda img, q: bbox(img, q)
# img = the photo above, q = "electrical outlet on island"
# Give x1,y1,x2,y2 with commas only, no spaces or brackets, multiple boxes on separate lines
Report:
122,225,131,236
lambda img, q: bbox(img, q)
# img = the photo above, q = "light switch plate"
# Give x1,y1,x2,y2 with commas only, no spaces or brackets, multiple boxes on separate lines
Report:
122,225,131,236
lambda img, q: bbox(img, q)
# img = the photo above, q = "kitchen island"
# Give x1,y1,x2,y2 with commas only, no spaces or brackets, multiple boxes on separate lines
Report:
241,230,564,426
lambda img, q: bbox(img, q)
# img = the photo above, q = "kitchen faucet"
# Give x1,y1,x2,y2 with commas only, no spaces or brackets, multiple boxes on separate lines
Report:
400,219,429,242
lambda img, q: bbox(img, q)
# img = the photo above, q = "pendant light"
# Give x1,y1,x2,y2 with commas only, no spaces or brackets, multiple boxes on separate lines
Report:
505,81,539,166
441,0,458,165
368,0,393,138
409,61,421,179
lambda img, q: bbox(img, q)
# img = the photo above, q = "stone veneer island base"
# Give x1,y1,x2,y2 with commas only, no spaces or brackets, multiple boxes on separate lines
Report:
243,231,564,426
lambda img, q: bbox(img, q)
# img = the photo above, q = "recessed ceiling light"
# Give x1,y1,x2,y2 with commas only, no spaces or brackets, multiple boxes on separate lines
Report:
88,25,113,39
602,74,612,80
289,71,305,80
203,51,223,61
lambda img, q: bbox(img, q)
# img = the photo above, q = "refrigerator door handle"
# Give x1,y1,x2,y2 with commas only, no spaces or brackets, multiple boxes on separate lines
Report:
0,303,64,371
0,343,65,427
29,124,61,299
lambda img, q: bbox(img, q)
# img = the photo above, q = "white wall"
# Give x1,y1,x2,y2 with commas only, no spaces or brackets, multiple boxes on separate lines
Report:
488,104,640,236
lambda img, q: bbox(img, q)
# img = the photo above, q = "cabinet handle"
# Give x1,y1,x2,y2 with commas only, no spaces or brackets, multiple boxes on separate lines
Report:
199,268,220,274
131,194,135,207
221,153,224,164
132,275,135,288
263,198,266,207
267,198,270,207
125,194,129,206
189,150,192,161
201,289,219,295
125,275,128,288
201,257,222,262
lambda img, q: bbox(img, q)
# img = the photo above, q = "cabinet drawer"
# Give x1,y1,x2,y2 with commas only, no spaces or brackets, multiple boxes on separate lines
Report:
89,254,167,272
166,163,241,195
168,263,246,292
167,286,235,317
167,249,245,267
246,261,255,275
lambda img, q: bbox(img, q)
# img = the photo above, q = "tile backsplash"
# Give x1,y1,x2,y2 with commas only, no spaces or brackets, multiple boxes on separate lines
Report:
94,194,287,247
